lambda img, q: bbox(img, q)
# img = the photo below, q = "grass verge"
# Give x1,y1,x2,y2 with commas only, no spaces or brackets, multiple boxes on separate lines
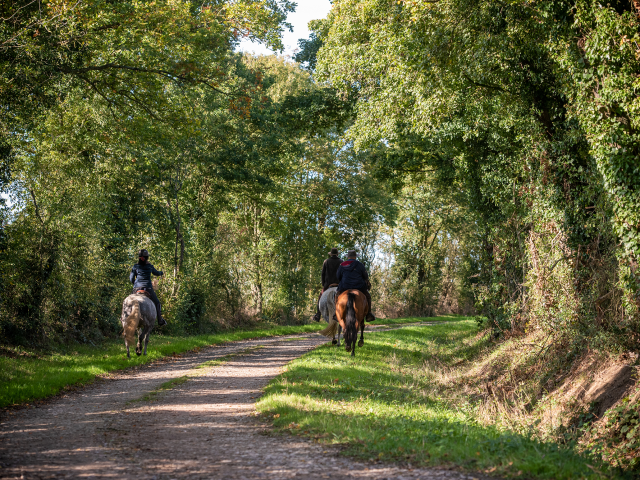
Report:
0,323,324,408
256,318,616,479
133,376,190,404
370,314,464,326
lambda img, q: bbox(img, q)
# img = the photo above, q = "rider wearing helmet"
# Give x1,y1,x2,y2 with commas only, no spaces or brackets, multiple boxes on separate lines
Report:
130,249,166,326
336,250,375,322
312,248,343,322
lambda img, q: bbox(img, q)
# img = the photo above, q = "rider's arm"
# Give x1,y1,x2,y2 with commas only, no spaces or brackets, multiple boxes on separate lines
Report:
129,267,136,284
151,265,163,276
321,260,327,286
359,262,369,282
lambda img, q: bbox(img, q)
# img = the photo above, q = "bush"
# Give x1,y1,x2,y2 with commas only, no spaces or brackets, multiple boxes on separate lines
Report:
171,280,207,334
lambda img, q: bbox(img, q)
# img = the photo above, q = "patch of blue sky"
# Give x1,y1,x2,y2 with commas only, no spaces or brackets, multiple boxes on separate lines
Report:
236,0,332,59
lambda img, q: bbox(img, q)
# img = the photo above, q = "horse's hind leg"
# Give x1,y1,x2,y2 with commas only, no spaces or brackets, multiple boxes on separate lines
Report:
143,326,152,355
337,325,342,347
139,326,151,356
126,344,131,359
358,323,364,347
136,329,143,356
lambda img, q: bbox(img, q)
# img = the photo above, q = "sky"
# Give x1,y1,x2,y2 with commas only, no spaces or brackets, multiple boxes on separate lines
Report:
237,0,333,58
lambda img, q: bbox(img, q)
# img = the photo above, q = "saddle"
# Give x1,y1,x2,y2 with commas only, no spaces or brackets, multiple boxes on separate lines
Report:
136,289,153,300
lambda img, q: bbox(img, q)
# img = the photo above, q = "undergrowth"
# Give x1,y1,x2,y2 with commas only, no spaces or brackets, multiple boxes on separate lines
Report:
582,386,640,472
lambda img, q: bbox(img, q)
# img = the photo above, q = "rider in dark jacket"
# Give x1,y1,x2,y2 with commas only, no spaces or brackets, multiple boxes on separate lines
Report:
130,249,166,326
312,248,342,322
336,250,375,321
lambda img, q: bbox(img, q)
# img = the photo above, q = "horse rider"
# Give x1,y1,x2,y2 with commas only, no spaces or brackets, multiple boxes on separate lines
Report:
130,249,166,326
336,250,375,322
312,248,343,322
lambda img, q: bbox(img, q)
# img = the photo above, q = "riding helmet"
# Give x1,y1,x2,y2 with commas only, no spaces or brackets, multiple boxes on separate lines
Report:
138,249,149,259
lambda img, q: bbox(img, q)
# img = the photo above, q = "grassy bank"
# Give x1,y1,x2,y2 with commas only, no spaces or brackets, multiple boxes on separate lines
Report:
256,318,616,479
0,323,324,408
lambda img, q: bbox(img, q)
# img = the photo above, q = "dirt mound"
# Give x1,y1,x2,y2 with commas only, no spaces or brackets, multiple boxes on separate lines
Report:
583,364,636,416
458,329,639,471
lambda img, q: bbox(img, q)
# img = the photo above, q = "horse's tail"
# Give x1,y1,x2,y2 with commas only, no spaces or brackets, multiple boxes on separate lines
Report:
344,292,357,346
123,302,141,345
320,319,339,338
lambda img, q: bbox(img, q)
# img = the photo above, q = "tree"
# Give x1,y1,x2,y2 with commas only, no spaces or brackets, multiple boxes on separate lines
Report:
315,0,636,341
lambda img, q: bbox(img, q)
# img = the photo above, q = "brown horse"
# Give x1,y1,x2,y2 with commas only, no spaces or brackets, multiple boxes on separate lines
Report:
335,290,368,357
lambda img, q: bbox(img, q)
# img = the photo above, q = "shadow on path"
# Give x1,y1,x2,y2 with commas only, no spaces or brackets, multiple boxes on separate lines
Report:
0,330,491,480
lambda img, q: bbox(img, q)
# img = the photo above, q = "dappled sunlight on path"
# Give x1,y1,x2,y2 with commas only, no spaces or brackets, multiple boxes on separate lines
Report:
0,331,492,479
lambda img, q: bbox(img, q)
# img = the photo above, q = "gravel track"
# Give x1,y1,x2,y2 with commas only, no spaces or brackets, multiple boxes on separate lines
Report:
0,329,488,480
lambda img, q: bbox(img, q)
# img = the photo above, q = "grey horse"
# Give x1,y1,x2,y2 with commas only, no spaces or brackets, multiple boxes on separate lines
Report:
318,286,342,346
121,294,156,358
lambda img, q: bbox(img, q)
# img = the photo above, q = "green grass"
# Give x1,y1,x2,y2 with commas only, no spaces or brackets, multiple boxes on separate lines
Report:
0,323,324,408
371,314,466,325
256,318,614,479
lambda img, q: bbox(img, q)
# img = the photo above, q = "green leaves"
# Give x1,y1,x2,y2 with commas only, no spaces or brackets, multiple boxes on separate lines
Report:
316,0,640,358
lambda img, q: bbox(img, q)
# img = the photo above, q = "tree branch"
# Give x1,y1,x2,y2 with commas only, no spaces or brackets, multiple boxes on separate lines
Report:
29,188,45,226
462,73,510,94
57,63,232,96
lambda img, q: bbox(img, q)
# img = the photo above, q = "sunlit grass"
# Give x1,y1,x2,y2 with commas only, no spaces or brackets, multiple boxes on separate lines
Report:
257,318,615,479
371,314,466,325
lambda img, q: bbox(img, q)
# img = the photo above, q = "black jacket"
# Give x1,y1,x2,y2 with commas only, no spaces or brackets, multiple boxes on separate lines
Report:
322,256,342,289
130,262,163,289
336,259,369,292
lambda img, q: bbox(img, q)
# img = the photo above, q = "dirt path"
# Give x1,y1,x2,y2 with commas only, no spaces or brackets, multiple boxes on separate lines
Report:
0,331,486,480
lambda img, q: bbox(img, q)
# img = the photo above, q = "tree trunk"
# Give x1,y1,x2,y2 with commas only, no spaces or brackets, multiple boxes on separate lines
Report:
167,189,184,297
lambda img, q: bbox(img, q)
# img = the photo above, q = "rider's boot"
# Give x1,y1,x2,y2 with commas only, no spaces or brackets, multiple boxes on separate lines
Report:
363,290,375,322
157,315,167,326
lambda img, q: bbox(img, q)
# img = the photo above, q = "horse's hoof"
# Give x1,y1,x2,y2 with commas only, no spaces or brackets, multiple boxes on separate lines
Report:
345,346,351,353
332,339,337,345
358,340,364,347
136,351,141,356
